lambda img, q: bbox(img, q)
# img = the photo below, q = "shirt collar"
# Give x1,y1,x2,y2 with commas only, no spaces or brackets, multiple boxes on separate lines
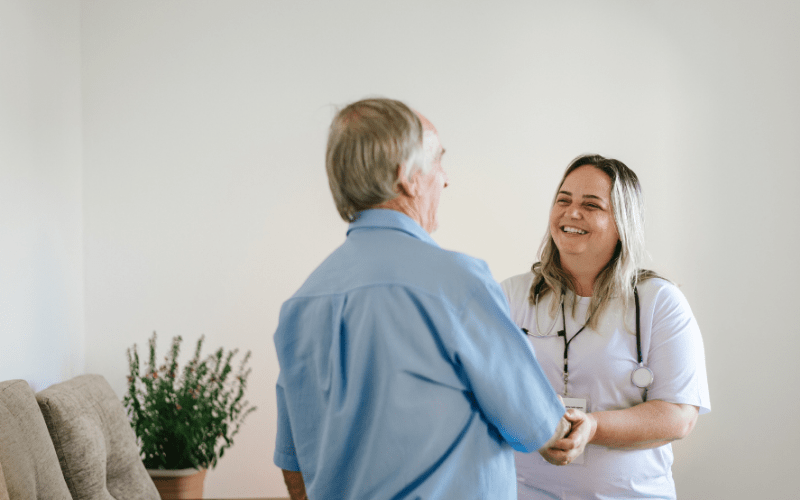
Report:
347,209,439,248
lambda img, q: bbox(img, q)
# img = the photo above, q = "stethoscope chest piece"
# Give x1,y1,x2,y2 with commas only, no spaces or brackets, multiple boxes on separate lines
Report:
631,365,654,389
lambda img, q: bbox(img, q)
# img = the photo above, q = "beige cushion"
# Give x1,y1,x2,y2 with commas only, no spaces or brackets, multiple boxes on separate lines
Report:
0,461,9,500
0,379,72,499
36,374,159,500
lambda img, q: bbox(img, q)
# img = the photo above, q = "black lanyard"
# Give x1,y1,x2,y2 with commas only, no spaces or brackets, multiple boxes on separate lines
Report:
556,287,641,396
558,295,587,395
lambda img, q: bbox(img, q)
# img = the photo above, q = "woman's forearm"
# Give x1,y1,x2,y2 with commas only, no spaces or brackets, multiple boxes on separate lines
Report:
587,400,699,450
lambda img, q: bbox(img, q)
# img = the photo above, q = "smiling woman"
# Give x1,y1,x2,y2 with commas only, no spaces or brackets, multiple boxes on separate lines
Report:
500,154,711,500
549,164,620,291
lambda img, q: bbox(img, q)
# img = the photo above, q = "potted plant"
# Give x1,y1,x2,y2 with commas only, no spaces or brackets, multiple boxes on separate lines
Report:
124,332,257,499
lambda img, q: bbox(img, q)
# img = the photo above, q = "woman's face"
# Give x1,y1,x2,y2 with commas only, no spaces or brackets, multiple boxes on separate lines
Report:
549,165,620,266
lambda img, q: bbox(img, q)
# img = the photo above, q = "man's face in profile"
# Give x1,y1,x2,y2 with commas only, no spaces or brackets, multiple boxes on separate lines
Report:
414,113,448,233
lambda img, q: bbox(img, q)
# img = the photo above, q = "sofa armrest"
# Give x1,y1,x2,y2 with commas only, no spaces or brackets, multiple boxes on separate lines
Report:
0,379,72,498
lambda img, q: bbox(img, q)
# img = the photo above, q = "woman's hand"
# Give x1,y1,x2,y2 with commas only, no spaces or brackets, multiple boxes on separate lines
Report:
539,409,594,465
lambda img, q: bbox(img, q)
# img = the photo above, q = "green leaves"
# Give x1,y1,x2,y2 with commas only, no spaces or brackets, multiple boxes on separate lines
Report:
123,332,257,470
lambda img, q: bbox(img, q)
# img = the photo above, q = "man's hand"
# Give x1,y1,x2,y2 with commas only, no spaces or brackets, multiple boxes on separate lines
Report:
282,469,308,500
536,403,571,456
538,409,595,465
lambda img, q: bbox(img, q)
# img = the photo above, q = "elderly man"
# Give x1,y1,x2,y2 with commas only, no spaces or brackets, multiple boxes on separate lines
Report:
273,98,578,499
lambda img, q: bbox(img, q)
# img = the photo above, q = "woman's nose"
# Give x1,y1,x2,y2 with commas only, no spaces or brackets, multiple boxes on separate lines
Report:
565,204,581,218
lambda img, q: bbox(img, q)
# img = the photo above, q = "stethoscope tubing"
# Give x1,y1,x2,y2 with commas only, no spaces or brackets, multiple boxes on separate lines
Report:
522,285,653,390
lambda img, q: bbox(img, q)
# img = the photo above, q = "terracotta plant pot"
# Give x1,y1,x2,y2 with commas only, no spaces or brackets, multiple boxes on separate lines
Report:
147,468,207,500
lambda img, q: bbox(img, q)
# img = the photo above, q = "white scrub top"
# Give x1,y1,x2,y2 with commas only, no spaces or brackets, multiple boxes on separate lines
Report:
501,272,711,500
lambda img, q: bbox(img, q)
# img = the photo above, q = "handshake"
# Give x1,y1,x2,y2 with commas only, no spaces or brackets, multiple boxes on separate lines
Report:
538,405,594,466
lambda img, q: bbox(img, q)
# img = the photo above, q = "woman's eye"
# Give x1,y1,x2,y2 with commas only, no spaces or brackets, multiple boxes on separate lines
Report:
556,198,570,204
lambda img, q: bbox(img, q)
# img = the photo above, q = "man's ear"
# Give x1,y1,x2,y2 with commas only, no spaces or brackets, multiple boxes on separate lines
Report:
395,163,419,197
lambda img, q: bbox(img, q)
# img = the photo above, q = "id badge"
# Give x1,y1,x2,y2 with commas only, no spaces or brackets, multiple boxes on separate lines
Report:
561,397,587,465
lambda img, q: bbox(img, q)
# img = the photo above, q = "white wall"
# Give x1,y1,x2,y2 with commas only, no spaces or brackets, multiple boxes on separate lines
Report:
0,0,84,392
1,0,787,498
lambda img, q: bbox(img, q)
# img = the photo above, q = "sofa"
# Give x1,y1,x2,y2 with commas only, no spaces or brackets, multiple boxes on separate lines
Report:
0,374,160,499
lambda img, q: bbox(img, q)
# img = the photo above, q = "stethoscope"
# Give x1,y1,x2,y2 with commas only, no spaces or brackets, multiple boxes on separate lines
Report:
522,283,654,392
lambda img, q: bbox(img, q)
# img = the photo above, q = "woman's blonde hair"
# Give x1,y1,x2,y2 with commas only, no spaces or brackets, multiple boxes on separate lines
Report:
530,154,665,330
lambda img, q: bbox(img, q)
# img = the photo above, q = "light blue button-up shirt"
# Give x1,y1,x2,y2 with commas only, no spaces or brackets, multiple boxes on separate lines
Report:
273,209,563,499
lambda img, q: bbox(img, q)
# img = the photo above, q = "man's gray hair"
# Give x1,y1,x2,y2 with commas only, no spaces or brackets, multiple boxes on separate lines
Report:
326,98,427,222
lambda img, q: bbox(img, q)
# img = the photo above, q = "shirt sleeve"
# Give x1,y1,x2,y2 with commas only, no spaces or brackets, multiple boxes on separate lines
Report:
273,377,301,471
447,272,565,452
645,283,711,414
